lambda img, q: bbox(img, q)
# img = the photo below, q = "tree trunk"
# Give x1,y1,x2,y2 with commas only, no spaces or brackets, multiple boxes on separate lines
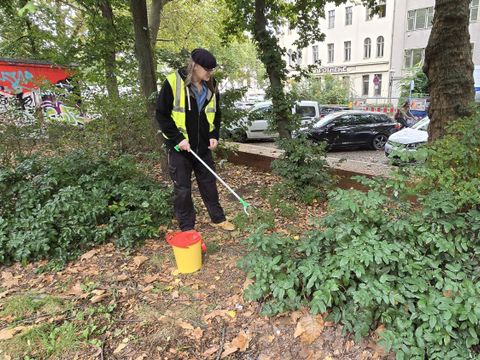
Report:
253,0,290,139
129,0,166,168
423,0,474,142
100,0,119,98
148,0,172,49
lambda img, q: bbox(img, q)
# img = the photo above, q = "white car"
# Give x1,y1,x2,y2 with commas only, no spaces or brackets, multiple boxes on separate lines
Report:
229,100,321,141
384,116,429,158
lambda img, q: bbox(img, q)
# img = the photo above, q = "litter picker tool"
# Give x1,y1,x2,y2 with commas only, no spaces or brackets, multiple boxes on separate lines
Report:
175,145,250,215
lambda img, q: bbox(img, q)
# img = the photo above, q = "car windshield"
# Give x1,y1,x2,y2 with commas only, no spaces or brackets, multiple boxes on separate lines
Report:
313,112,341,128
296,105,316,118
412,117,430,131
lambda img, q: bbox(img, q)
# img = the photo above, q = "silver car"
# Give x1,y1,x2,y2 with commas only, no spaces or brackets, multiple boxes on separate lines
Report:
384,116,429,158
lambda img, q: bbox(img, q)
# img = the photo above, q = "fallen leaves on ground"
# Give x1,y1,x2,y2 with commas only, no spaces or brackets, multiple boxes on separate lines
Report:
294,314,324,344
0,162,391,360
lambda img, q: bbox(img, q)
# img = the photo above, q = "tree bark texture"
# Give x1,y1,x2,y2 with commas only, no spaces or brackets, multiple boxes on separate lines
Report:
254,0,290,139
148,0,172,49
423,0,474,142
129,0,166,168
99,0,119,98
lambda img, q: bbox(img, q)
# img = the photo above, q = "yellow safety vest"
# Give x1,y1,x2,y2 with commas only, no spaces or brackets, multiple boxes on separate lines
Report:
165,71,216,141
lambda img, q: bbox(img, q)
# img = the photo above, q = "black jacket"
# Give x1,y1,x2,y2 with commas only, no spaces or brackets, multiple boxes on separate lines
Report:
156,67,221,155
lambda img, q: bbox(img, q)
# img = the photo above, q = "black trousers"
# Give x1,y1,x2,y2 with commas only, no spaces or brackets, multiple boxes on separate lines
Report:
168,149,226,231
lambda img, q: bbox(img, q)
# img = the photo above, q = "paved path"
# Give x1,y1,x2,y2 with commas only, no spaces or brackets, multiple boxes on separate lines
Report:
227,141,393,177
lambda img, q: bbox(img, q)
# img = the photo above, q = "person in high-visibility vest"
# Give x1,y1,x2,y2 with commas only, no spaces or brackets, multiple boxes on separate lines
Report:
156,48,234,232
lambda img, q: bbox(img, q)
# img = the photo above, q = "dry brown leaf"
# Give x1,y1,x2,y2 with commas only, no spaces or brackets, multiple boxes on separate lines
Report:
294,314,324,344
90,293,109,304
202,346,219,356
204,310,229,321
133,255,149,267
220,344,238,358
113,342,128,354
91,289,106,296
242,277,254,291
67,282,86,298
0,290,12,299
176,320,194,330
1,272,20,288
80,249,97,261
134,355,147,360
143,274,158,284
192,327,203,340
116,274,129,282
142,285,154,293
290,310,303,324
0,326,33,340
230,330,252,352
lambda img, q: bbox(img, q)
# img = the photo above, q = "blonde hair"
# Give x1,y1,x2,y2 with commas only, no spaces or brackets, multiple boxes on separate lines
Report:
184,58,216,93
184,59,195,87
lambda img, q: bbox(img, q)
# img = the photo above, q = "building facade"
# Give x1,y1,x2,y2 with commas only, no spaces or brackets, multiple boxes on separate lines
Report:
390,0,480,101
278,0,480,106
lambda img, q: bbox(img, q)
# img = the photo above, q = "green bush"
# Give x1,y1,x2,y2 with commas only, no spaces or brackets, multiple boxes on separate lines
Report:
240,111,480,358
0,151,172,265
45,94,158,157
272,136,335,204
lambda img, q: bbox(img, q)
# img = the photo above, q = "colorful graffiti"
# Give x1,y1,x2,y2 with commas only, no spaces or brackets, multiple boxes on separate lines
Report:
0,59,84,125
0,70,34,93
0,89,84,126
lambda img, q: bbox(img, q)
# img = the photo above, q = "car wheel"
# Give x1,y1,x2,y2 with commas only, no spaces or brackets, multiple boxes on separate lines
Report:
372,134,388,150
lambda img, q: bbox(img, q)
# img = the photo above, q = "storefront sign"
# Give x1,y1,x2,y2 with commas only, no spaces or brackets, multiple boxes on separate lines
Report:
314,66,348,74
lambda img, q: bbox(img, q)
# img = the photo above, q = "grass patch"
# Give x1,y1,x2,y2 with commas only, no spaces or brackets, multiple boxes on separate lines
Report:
150,253,169,269
177,304,204,328
205,241,221,254
0,322,81,359
0,294,66,321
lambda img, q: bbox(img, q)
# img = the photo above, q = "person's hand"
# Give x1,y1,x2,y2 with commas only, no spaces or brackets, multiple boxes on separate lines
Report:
208,138,218,150
178,139,190,152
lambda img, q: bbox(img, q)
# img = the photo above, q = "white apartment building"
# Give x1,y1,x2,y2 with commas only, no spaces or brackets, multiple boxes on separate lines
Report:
278,0,480,105
279,0,394,103
390,0,480,100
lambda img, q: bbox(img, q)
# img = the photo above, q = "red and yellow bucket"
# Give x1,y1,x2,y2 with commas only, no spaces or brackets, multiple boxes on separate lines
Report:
166,231,206,274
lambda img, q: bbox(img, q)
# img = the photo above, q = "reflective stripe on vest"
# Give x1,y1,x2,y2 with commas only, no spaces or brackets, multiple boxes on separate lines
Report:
165,71,216,141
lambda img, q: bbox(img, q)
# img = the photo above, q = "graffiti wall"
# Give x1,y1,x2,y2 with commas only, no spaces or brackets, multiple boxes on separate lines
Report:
0,89,84,126
0,58,84,125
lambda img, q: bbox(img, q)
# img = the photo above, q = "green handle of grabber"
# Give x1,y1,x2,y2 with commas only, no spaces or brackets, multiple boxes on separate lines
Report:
174,145,180,152
239,198,250,215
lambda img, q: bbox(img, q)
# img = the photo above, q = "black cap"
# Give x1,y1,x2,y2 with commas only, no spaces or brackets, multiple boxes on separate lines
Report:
191,48,217,70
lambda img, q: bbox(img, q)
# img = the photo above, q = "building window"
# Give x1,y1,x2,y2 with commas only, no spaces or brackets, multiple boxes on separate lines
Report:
404,48,425,68
345,6,353,25
328,10,335,28
407,7,434,31
312,45,319,63
471,0,479,21
376,36,384,57
327,43,334,63
364,38,371,59
377,0,386,18
362,75,369,96
374,74,382,96
344,41,351,62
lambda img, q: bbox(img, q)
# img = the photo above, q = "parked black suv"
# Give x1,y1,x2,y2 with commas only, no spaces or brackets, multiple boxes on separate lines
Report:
298,111,401,150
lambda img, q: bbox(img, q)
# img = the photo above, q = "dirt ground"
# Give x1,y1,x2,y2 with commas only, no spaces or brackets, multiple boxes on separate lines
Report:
0,162,392,360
